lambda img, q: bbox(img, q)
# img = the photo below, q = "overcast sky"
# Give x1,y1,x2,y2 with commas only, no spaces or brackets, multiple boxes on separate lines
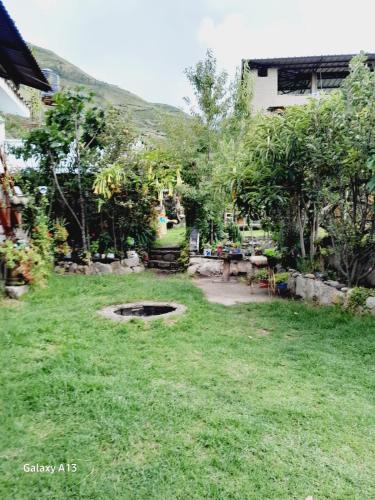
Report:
5,0,375,108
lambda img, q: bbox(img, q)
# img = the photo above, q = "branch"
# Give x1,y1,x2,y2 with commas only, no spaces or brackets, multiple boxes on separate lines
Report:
49,154,83,231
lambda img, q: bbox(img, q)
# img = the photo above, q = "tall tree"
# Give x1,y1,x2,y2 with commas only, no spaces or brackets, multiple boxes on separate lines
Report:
19,90,105,252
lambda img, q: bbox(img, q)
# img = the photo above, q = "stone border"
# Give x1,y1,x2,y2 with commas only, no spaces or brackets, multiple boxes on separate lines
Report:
98,301,187,322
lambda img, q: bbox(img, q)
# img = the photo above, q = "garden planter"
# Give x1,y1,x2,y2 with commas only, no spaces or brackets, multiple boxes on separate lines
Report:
276,282,288,295
277,282,288,291
5,266,25,286
106,253,115,260
259,279,269,288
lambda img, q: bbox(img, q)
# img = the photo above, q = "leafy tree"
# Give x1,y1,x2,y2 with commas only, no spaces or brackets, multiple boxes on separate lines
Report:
236,54,375,285
18,90,105,253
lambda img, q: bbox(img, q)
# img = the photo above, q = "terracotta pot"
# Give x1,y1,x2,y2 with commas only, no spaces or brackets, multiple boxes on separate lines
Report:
259,279,269,288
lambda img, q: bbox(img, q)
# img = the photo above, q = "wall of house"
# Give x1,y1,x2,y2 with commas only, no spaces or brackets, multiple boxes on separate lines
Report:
0,78,30,118
251,68,310,112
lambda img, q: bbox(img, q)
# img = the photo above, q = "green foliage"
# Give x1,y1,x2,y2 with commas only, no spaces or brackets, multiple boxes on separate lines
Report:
255,268,269,281
53,219,71,257
0,240,51,287
31,203,53,264
18,89,106,252
237,54,375,285
274,272,289,284
347,287,375,313
225,222,242,243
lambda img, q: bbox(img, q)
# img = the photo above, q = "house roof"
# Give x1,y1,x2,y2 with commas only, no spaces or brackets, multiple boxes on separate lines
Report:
243,53,375,71
243,53,375,94
0,0,51,91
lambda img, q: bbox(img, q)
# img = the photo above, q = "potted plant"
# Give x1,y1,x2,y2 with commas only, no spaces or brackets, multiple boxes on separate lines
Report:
230,242,242,254
263,248,281,268
90,240,100,260
126,236,136,258
106,247,116,260
0,241,26,285
255,268,269,288
274,272,289,294
0,240,49,287
203,243,212,256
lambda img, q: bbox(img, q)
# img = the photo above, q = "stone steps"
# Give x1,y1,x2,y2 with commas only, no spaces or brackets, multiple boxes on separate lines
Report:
147,246,184,272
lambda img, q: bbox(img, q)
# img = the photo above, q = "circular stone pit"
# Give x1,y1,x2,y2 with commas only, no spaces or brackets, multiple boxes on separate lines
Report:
98,301,186,322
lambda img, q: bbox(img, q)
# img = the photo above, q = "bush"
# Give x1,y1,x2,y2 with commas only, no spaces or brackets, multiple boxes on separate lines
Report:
347,287,375,313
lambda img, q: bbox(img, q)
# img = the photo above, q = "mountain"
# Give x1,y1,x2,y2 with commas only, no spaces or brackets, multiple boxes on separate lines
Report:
5,44,185,138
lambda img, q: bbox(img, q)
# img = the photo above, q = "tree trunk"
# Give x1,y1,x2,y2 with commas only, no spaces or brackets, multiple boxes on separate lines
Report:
75,124,88,253
297,204,306,258
50,161,83,234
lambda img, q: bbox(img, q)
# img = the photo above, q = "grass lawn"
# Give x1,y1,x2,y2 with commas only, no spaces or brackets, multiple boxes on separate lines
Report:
1,272,375,499
154,225,186,248
241,229,268,239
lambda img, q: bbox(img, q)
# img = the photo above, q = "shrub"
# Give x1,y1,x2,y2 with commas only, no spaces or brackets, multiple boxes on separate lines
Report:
347,287,375,313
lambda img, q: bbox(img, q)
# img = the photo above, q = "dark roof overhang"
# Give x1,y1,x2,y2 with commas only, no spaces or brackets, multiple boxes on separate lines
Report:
243,53,375,72
0,0,51,91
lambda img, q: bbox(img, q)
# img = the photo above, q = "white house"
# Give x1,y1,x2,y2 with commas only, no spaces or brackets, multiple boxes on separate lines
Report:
242,54,375,113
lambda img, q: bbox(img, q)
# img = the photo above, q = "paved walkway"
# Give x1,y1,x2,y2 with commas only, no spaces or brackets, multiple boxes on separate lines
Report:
193,277,277,306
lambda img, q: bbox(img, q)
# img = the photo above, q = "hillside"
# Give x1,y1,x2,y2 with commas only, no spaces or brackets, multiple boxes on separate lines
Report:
5,44,185,138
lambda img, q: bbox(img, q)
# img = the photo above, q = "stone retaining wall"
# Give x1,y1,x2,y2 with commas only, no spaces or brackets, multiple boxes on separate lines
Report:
187,256,256,277
55,255,144,276
288,272,375,315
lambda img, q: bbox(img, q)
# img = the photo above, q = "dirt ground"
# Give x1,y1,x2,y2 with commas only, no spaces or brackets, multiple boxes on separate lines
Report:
193,277,278,306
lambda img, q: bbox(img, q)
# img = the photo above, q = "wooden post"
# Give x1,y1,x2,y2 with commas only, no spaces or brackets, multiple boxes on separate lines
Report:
222,258,230,282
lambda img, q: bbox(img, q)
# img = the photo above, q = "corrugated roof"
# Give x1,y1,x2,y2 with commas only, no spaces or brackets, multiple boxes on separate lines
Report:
0,0,51,91
243,53,375,70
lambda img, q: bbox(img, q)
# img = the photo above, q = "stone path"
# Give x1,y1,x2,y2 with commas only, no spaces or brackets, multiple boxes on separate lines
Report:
193,277,278,306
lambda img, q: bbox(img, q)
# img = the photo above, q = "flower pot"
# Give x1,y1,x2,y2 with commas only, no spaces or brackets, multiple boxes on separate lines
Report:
276,282,288,290
106,253,115,260
203,248,211,256
276,282,288,295
259,279,269,288
5,266,25,286
127,250,137,258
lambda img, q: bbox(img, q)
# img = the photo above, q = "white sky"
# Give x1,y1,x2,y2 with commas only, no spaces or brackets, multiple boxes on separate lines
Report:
4,0,375,108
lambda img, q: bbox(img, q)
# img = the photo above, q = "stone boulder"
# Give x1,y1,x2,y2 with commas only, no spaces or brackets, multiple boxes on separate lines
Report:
366,296,375,315
121,255,140,268
295,274,345,305
92,262,113,275
5,285,29,299
132,265,144,273
111,261,131,275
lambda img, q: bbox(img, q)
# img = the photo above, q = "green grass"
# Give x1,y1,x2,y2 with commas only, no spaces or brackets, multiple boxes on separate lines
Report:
1,272,375,499
241,229,268,238
154,225,186,248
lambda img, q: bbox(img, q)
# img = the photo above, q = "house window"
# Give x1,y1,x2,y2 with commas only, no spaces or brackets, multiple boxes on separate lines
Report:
258,68,268,77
